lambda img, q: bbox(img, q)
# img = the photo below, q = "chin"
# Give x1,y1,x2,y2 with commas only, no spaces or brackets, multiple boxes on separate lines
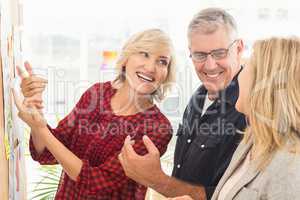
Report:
203,84,219,94
235,102,244,114
235,105,241,113
135,87,155,96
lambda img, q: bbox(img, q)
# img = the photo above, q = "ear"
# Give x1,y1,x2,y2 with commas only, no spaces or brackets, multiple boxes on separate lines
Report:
118,65,126,81
188,46,192,54
236,39,245,57
122,59,128,71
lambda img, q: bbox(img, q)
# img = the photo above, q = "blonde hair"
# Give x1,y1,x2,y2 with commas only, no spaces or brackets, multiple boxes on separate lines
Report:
243,37,300,170
187,8,238,42
114,29,176,101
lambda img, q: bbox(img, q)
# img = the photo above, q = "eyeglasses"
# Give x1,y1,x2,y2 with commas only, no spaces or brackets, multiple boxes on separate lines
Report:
190,40,238,63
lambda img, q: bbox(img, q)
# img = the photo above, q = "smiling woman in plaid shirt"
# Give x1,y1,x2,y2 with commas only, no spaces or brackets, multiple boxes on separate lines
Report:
14,29,176,199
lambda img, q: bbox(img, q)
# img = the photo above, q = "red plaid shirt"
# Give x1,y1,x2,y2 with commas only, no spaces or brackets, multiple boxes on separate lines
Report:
30,81,172,200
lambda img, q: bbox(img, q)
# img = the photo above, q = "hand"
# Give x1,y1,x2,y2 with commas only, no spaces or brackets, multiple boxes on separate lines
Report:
17,61,48,109
167,195,193,200
118,135,165,187
12,88,47,129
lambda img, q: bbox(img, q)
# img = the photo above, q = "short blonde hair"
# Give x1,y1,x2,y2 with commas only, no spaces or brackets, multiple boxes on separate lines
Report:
243,37,300,170
114,29,176,101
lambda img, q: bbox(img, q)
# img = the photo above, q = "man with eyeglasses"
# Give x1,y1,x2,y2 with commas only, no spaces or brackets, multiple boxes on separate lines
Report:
118,8,246,200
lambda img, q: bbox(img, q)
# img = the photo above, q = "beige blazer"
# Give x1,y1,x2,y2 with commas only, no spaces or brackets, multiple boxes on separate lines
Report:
212,141,300,200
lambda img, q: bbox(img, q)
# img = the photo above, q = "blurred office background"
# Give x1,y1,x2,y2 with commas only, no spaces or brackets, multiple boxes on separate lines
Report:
21,0,299,198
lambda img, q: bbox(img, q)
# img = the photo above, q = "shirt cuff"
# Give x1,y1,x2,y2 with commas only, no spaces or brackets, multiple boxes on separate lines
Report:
76,159,89,188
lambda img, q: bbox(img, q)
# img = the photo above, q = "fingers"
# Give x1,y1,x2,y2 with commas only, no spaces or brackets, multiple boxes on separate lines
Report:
21,76,48,86
24,98,44,109
12,85,47,128
18,111,31,123
30,106,46,125
34,103,44,110
24,61,33,75
26,100,45,120
118,152,124,165
19,100,46,127
16,65,29,79
119,136,141,163
21,76,47,90
142,135,160,155
121,136,159,160
16,66,23,78
119,136,134,164
12,88,37,115
22,87,45,98
123,136,137,156
24,98,43,105
17,62,47,102
16,60,34,79
26,97,43,106
12,88,25,112
20,76,47,98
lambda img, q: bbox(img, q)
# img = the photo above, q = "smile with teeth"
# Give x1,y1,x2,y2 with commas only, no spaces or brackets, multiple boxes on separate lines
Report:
136,72,155,82
204,72,223,78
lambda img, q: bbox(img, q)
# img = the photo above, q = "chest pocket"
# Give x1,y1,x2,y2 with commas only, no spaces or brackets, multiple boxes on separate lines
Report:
175,123,194,141
193,135,223,150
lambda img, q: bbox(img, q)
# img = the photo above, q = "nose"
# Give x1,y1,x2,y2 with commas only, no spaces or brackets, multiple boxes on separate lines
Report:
144,58,156,73
204,54,217,70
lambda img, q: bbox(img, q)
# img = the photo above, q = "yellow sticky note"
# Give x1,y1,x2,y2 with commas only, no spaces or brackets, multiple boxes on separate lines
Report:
4,134,10,160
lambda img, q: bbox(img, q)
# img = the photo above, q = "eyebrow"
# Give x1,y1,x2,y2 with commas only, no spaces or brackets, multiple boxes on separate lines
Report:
194,48,227,54
159,56,171,60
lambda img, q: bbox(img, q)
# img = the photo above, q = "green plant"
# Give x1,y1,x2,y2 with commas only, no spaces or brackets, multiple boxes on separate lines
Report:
29,165,61,200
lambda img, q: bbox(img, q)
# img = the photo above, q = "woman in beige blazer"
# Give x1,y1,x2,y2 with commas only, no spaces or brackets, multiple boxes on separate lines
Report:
168,37,300,200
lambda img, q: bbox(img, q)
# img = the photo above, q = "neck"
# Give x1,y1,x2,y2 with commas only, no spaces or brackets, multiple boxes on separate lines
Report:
207,92,218,101
111,81,153,116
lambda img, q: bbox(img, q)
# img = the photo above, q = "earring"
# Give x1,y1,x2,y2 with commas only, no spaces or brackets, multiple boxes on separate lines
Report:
121,66,126,81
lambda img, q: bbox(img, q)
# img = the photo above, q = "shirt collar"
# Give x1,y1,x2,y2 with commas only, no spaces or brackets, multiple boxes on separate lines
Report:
217,65,243,106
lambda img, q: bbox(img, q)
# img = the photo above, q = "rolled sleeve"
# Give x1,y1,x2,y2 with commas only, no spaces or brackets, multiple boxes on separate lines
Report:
29,125,58,164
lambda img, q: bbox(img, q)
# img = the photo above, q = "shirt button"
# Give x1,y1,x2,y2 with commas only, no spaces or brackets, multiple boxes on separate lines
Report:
177,164,181,169
201,144,205,148
187,139,192,143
